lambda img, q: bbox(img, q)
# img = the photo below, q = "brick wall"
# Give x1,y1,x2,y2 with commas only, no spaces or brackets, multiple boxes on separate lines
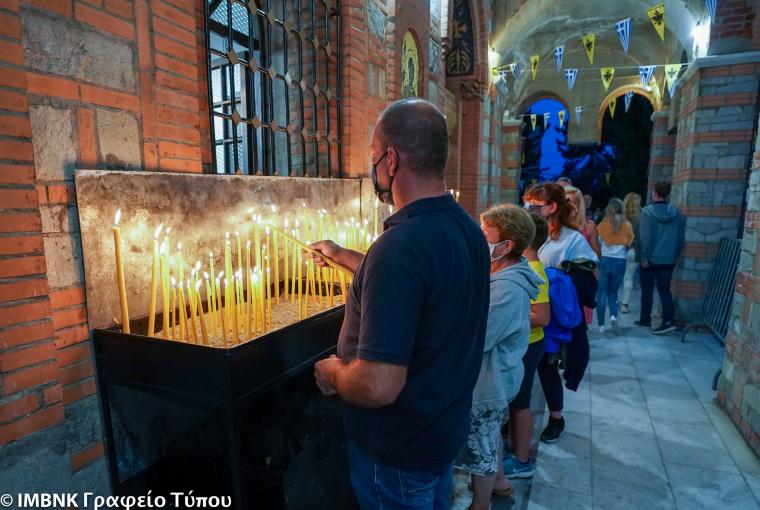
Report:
718,113,760,458
0,0,212,491
647,110,675,187
669,60,760,319
709,0,758,55
499,120,521,205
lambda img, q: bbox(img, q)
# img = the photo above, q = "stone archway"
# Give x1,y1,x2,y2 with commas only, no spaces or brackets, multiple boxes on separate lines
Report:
597,85,659,143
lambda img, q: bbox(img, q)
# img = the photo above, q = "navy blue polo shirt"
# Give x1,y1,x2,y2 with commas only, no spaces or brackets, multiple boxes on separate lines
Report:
337,193,490,470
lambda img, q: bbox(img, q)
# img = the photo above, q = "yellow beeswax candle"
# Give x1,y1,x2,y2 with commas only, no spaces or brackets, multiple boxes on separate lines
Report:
187,279,198,344
195,281,208,345
170,280,176,340
218,277,227,347
178,281,188,342
273,229,279,304
283,218,289,300
205,273,215,333
159,243,169,339
148,223,163,337
112,209,130,334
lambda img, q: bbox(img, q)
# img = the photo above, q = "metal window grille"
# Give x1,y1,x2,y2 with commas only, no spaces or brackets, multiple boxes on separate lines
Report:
205,0,342,177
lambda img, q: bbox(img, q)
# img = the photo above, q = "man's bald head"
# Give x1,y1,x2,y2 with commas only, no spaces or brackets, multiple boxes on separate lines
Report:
376,99,449,179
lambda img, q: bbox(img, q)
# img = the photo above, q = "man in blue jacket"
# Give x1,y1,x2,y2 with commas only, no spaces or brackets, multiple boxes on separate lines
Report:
636,181,685,335
310,98,490,509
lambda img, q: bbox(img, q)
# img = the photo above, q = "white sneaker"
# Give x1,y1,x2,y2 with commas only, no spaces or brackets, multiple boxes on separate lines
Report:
610,316,619,334
597,325,605,334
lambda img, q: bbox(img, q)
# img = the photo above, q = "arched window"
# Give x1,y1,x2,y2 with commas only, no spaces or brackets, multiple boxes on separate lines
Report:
205,0,342,177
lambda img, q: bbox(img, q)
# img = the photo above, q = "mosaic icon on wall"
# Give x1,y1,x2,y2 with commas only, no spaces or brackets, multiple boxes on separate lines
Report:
446,0,474,76
401,31,420,98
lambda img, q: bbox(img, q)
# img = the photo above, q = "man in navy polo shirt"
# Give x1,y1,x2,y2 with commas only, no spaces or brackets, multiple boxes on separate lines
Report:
311,98,490,509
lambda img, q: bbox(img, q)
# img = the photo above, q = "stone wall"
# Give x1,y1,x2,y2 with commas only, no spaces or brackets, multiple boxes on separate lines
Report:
499,120,521,205
718,112,760,458
647,110,676,188
668,56,760,319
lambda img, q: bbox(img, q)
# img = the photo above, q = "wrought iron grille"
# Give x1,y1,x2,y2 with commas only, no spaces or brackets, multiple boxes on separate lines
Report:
205,0,342,177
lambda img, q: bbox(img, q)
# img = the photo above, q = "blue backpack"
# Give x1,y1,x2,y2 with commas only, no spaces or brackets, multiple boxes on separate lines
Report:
543,267,582,353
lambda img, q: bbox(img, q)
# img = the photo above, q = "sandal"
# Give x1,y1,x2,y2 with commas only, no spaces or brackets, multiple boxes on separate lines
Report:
466,482,514,498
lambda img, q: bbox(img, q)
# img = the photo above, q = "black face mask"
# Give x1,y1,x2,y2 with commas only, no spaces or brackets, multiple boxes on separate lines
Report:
525,204,543,214
371,152,395,206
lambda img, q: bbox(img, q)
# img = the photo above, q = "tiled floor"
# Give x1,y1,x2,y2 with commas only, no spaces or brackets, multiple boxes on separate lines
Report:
528,312,760,510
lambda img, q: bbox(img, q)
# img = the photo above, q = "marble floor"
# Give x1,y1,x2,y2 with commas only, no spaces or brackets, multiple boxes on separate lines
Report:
453,299,760,510
528,313,760,510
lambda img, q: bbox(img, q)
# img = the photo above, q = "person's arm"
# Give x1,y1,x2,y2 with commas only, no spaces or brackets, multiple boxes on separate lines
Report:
587,221,602,259
624,222,634,249
315,356,407,408
310,240,364,273
530,302,550,327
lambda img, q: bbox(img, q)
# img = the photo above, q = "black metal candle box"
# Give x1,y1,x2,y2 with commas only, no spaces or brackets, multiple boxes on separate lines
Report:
93,304,358,510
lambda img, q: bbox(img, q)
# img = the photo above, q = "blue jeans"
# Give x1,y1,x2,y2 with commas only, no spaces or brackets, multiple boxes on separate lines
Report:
347,441,454,510
596,257,626,325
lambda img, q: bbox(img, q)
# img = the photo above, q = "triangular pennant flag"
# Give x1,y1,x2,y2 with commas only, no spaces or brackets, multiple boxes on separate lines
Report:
601,67,615,91
624,91,634,112
609,97,617,119
582,33,596,65
565,69,578,91
559,110,566,128
530,114,537,131
616,18,632,53
705,0,717,21
639,65,656,88
648,4,666,41
543,112,551,129
554,46,565,73
530,54,540,80
575,106,583,125
511,62,521,80
665,63,682,98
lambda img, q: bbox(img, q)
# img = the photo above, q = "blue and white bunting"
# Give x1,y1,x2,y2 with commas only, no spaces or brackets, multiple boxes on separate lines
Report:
575,106,583,125
624,91,634,112
705,0,717,21
616,18,632,53
543,112,551,129
565,68,579,91
639,65,656,88
554,45,565,73
511,62,521,80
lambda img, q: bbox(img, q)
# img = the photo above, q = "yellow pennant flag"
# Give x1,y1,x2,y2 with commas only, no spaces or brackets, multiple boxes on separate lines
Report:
530,114,537,130
609,97,617,119
600,67,615,91
582,33,595,65
648,3,666,41
559,110,566,128
664,63,681,91
530,54,540,80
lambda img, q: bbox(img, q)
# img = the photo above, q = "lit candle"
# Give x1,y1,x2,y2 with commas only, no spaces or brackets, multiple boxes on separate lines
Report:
283,218,289,300
148,223,163,337
159,243,169,339
187,279,198,344
178,281,188,342
216,276,227,347
195,280,208,345
205,272,214,334
297,248,303,319
170,278,176,340
230,275,239,344
265,255,271,327
112,209,130,334
273,229,280,304
245,240,251,340
209,251,216,315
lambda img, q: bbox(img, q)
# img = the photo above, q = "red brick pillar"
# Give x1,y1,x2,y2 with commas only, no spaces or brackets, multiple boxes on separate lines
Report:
718,114,760,458
647,110,675,188
500,120,521,204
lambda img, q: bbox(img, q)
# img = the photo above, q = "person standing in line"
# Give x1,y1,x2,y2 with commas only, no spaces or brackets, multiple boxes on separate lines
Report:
635,181,685,335
595,198,634,334
502,213,550,479
565,186,600,327
523,183,597,444
311,98,490,509
456,204,542,510
620,192,642,314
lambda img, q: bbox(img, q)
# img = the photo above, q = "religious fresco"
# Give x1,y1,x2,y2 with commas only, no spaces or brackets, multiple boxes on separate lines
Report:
446,0,474,76
401,31,421,98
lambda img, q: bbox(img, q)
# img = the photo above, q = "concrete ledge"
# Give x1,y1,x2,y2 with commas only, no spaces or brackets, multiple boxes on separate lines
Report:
681,50,760,85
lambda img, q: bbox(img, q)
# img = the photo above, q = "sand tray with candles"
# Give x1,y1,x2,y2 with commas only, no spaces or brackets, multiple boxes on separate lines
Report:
154,294,345,349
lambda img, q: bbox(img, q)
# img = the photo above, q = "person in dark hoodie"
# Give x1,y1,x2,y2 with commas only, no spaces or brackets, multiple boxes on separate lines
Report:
456,204,542,510
636,181,685,334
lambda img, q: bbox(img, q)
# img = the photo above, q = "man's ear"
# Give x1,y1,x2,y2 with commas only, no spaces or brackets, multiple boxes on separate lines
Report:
387,148,399,176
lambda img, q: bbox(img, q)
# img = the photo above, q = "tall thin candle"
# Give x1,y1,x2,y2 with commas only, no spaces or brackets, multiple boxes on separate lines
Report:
112,209,130,334
159,243,169,339
148,223,163,336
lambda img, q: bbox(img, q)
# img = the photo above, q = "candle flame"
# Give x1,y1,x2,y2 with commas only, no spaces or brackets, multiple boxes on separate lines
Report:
114,209,121,226
204,271,209,279
235,230,239,237
195,280,201,290
154,223,163,239
375,198,379,207
271,204,277,213
177,242,182,251
160,243,166,255
171,277,177,286
247,240,251,247
265,226,270,235
166,227,172,236
284,218,289,228
218,271,224,279
195,261,201,271
209,251,213,258
225,232,230,239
